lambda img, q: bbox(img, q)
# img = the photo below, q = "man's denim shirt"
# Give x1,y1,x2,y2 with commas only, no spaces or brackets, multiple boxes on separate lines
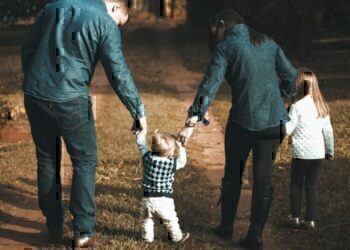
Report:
188,24,297,131
21,0,145,119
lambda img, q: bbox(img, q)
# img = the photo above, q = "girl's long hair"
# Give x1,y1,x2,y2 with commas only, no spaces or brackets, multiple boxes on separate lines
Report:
209,9,268,52
293,68,329,118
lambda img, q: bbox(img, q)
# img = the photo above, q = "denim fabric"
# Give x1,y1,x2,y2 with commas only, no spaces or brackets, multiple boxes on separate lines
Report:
24,95,97,237
223,121,285,188
223,121,286,235
21,0,144,119
188,24,297,131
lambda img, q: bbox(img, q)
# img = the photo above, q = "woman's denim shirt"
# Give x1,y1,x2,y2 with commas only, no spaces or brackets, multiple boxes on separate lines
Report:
188,24,297,131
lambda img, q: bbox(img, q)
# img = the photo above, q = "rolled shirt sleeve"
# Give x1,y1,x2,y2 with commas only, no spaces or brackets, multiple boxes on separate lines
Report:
276,46,297,98
99,22,145,119
188,45,227,123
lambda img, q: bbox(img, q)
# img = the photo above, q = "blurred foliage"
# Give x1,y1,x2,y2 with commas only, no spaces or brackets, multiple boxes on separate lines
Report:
0,0,48,25
187,0,350,54
1,0,350,53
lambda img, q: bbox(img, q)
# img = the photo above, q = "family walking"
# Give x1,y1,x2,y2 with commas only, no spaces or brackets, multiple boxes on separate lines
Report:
21,0,334,249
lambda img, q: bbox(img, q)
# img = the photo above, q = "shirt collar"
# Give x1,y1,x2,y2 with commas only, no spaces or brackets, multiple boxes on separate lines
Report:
227,23,249,39
79,0,107,11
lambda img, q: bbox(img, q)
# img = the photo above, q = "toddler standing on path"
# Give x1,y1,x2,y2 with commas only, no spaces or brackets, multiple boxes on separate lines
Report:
136,130,190,243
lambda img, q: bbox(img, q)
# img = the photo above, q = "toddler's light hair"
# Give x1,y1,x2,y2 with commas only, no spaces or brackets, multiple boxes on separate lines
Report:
104,0,129,13
151,130,176,157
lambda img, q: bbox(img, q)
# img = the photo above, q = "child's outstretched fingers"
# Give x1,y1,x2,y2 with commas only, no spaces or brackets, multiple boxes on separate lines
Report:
175,140,183,148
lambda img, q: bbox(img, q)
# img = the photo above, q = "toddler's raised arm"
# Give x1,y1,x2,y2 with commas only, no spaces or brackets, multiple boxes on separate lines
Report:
136,131,149,157
175,142,187,170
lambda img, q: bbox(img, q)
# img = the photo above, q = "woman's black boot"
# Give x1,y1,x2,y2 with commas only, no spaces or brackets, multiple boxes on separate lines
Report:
239,187,273,249
212,179,242,240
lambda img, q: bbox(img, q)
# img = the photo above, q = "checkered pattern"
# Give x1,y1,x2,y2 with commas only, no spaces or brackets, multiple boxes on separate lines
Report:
142,152,176,197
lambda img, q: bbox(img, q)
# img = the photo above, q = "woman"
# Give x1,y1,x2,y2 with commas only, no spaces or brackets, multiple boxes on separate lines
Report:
179,9,297,249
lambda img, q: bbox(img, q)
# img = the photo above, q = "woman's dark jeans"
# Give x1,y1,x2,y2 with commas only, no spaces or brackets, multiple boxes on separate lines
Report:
221,121,285,237
24,95,97,237
290,158,322,221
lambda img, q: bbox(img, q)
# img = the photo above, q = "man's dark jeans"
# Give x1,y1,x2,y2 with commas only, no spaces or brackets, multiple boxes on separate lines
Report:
24,95,97,237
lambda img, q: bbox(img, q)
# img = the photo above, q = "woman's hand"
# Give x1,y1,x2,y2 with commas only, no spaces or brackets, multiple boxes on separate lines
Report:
178,126,194,146
131,116,147,134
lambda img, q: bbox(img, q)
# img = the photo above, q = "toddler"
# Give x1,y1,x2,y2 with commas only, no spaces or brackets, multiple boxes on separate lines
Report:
136,129,190,243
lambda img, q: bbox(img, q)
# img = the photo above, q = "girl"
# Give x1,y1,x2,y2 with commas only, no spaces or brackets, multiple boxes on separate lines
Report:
286,68,334,229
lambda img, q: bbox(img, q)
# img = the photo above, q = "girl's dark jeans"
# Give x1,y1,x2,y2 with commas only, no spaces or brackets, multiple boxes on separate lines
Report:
24,95,97,237
290,158,323,221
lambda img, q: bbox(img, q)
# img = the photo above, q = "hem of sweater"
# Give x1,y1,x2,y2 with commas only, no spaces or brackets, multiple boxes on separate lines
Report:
23,91,89,103
143,192,173,198
228,119,288,131
292,156,325,160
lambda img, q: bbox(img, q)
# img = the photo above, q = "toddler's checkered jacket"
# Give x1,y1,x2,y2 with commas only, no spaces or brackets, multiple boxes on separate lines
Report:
136,133,187,197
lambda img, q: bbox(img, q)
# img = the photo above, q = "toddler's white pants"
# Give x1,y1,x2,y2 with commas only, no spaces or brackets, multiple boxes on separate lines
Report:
141,197,183,242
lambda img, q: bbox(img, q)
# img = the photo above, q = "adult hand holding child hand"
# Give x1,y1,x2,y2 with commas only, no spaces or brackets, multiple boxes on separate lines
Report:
178,115,204,146
131,116,147,134
178,127,194,146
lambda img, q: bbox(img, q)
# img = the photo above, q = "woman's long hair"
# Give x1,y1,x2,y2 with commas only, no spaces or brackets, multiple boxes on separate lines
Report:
293,68,329,118
209,9,268,52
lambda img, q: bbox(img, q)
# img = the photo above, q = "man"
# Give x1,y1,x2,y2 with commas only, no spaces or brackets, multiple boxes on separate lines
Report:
21,0,146,247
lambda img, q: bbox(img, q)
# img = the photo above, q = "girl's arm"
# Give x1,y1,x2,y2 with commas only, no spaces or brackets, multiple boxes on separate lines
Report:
285,105,299,135
322,115,334,157
175,145,187,170
136,131,149,157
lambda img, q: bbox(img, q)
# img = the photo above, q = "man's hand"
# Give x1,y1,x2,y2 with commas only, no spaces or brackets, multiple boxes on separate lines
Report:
178,126,194,146
131,116,147,134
